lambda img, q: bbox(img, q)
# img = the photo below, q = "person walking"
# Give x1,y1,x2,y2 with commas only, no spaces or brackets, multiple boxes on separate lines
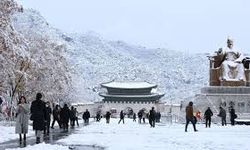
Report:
195,111,202,123
118,110,125,124
229,106,237,126
30,93,46,144
51,104,61,129
217,106,227,126
204,107,213,128
95,111,101,122
105,111,111,124
133,113,136,122
142,112,146,124
44,101,52,135
138,111,143,124
74,108,79,127
60,104,70,131
149,107,156,127
69,106,76,127
185,101,198,132
155,112,161,123
15,96,29,143
82,109,90,125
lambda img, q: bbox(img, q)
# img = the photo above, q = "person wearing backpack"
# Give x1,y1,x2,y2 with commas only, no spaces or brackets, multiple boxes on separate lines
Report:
218,106,227,126
204,107,213,128
229,106,237,126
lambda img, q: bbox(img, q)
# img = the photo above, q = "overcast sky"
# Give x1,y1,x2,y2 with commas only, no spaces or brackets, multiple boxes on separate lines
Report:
18,0,250,53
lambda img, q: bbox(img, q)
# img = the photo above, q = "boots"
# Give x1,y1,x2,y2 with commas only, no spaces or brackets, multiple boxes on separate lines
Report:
36,137,40,144
19,134,22,143
23,134,26,141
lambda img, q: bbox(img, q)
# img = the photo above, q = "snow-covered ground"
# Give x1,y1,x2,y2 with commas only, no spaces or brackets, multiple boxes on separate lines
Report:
58,119,250,150
2,118,250,150
0,122,34,143
6,143,69,150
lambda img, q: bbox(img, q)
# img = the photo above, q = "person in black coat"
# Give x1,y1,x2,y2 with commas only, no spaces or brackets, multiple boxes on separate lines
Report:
30,93,46,144
60,104,70,131
133,113,136,122
229,106,237,126
118,110,125,124
82,109,90,125
149,107,156,127
137,111,143,124
204,107,213,128
155,112,161,123
105,111,111,124
70,106,76,127
218,106,227,126
95,111,101,122
44,101,52,135
51,104,61,129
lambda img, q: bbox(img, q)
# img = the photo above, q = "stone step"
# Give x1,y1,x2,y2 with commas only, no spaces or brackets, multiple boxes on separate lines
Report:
201,86,250,94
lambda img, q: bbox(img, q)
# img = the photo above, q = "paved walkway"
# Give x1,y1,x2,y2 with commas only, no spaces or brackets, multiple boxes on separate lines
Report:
0,124,104,150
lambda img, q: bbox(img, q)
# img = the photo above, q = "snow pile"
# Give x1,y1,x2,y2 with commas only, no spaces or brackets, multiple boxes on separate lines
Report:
11,8,208,103
58,119,250,150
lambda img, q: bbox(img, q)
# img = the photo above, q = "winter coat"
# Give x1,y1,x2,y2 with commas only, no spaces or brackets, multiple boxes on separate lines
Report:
83,111,90,120
186,105,194,119
0,97,3,105
30,100,46,130
230,108,237,119
60,106,70,123
52,108,60,120
105,112,111,119
133,113,136,119
218,108,226,118
69,109,76,120
138,111,143,118
45,106,52,121
120,111,124,119
149,109,156,120
15,103,29,134
204,108,213,119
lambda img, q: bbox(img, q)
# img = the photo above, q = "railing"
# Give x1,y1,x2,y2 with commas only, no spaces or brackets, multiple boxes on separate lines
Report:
160,114,186,124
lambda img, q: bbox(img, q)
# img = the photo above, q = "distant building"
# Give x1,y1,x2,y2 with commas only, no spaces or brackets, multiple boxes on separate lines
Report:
99,81,165,117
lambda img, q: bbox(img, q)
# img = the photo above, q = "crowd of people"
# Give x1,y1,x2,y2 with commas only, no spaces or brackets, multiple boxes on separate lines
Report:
16,93,80,144
3,92,239,145
185,101,238,132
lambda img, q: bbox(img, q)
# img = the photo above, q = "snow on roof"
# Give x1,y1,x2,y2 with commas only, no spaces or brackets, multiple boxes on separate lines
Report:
99,93,163,98
101,81,157,89
71,102,95,106
164,103,181,107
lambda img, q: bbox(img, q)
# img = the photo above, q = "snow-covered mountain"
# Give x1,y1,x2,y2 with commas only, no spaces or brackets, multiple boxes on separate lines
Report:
11,8,209,103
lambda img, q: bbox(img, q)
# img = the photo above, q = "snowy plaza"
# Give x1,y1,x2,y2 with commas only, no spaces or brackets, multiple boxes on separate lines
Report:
1,119,250,150
1,0,250,150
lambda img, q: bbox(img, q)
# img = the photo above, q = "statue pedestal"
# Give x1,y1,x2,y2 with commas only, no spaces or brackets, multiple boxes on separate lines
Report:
195,86,250,121
246,69,250,86
221,80,245,86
